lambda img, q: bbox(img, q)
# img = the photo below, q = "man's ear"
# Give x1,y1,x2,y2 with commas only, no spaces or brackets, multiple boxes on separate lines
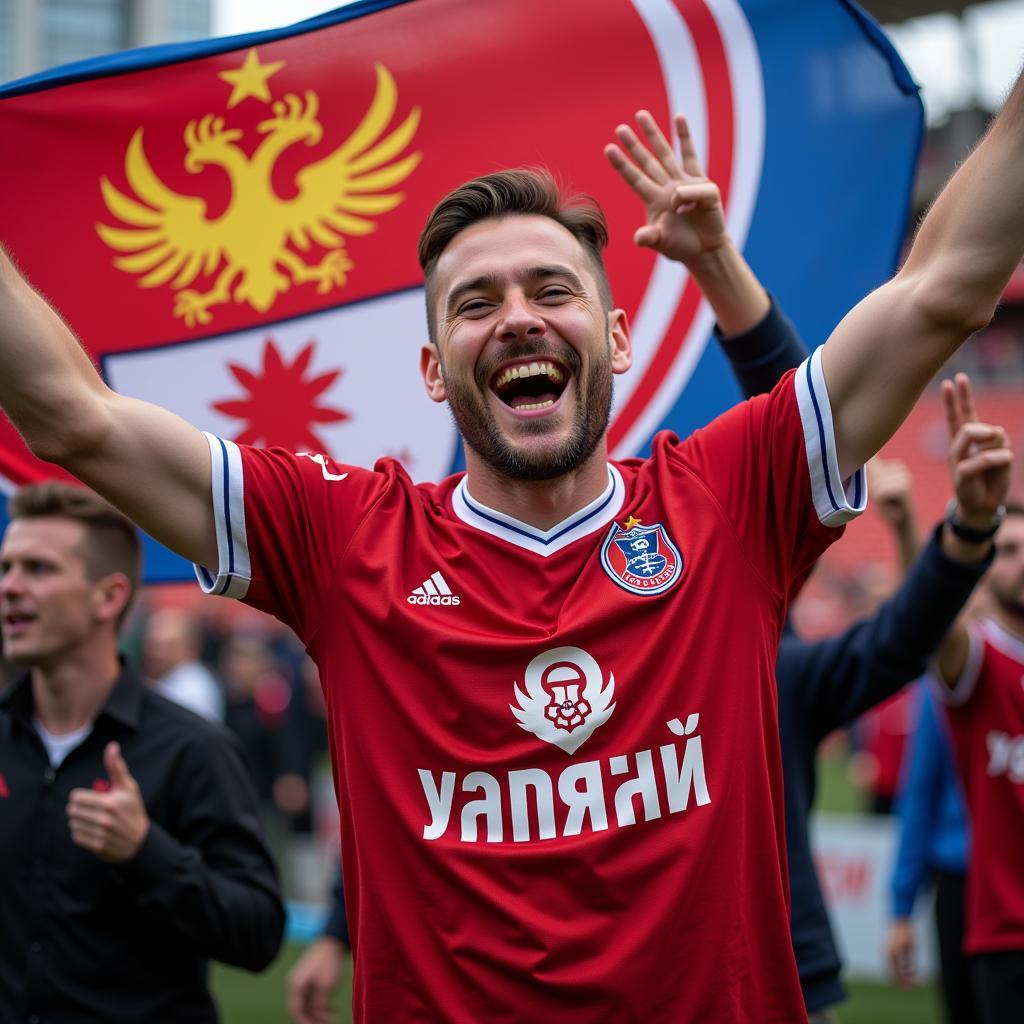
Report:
92,573,132,627
421,342,447,403
608,308,633,375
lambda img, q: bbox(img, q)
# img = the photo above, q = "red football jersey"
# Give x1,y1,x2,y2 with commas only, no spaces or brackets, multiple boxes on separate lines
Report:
196,352,865,1022
939,618,1024,955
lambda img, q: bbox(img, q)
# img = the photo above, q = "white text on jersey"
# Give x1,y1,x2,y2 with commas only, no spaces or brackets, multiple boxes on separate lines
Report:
986,730,1024,783
418,716,711,843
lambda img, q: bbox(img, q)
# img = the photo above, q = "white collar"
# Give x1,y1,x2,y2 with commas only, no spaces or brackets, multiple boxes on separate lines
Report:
981,617,1024,662
452,465,625,557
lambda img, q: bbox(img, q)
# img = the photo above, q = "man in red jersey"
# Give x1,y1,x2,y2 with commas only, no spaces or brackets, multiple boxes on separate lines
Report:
1,80,1023,1020
934,374,1024,1023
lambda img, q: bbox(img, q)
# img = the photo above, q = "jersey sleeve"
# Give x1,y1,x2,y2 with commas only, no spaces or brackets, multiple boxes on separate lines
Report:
192,433,391,642
676,345,867,594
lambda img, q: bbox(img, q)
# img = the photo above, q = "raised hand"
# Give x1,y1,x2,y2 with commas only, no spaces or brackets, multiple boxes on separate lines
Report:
66,741,150,863
942,372,1013,530
604,111,727,265
867,457,915,531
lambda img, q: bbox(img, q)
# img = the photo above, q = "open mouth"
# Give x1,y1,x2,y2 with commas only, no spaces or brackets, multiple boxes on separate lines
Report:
2,611,35,633
491,360,569,412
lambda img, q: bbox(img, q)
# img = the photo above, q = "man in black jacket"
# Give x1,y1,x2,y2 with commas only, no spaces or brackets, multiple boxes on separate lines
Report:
0,481,285,1023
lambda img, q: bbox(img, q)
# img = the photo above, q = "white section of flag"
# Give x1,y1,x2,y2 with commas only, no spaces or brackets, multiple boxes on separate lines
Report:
103,288,457,483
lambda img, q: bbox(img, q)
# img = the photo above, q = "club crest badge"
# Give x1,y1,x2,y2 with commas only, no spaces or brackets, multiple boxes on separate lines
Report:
600,519,683,597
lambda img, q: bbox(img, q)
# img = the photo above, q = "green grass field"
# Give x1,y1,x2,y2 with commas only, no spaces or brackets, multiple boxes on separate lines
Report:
213,943,941,1023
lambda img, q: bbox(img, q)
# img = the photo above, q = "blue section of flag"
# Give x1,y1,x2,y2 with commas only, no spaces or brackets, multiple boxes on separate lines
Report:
635,0,922,453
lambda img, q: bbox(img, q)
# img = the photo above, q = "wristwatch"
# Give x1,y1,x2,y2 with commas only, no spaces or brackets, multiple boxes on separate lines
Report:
945,500,1005,543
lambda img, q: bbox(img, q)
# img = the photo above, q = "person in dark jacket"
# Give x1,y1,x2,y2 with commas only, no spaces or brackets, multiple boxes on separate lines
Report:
719,304,999,1022
0,482,285,1024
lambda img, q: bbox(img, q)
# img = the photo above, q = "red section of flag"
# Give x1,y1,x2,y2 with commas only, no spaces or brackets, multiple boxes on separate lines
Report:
0,0,663,352
0,0,689,488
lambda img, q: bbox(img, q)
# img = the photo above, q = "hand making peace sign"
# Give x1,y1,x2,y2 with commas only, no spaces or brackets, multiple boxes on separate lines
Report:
942,372,1013,530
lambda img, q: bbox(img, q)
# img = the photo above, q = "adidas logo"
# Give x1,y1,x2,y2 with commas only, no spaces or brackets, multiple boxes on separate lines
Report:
408,571,461,606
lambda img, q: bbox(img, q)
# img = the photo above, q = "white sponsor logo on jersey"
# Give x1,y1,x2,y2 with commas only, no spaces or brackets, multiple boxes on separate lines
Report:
408,570,461,606
418,714,710,844
986,730,1024,783
510,646,616,755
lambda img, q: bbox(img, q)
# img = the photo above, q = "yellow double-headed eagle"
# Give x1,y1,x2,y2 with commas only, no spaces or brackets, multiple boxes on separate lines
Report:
97,62,421,326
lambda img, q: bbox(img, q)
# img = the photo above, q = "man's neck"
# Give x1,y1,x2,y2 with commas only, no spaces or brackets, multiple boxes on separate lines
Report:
462,446,611,531
31,646,121,735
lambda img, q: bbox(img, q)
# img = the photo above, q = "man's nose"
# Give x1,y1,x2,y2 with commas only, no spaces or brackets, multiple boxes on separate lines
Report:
0,567,22,597
496,292,544,342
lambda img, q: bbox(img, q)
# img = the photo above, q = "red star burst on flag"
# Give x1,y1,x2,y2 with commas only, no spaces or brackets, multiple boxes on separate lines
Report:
213,339,349,452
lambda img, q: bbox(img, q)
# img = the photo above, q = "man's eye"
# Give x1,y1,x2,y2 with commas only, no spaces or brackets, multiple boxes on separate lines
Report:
538,287,570,301
458,300,492,316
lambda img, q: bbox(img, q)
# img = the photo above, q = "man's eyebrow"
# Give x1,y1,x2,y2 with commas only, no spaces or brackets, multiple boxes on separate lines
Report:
524,265,586,290
445,265,585,315
445,274,498,315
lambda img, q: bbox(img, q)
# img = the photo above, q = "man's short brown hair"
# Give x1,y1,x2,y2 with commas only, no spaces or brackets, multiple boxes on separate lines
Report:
417,168,613,341
8,482,141,621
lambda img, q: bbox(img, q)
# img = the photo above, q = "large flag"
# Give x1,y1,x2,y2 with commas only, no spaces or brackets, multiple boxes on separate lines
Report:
0,0,922,580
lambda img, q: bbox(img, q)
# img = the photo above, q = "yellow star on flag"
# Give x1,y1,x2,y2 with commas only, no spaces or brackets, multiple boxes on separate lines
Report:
622,515,642,531
218,48,284,108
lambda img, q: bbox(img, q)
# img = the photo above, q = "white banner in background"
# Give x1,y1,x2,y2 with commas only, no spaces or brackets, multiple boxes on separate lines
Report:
811,813,937,983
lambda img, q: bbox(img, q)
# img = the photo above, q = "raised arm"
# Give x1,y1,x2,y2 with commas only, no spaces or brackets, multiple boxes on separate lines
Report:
867,457,921,575
785,384,1000,736
0,247,216,567
605,112,769,337
935,374,1013,688
604,113,809,397
821,69,1024,478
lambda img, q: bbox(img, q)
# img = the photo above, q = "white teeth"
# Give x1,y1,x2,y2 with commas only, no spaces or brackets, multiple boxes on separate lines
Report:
516,399,555,411
495,361,565,390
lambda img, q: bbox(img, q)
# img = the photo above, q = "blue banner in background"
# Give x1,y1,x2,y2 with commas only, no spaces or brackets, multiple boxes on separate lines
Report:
0,0,921,581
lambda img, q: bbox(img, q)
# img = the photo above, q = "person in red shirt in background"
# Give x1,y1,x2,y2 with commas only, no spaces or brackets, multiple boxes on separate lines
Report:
933,373,1024,1022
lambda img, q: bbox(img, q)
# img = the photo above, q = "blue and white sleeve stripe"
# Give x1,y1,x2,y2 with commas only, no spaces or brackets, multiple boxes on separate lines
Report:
794,347,868,527
193,431,251,599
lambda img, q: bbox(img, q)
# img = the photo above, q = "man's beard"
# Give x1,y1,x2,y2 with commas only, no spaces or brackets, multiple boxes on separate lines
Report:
990,577,1024,621
443,341,613,482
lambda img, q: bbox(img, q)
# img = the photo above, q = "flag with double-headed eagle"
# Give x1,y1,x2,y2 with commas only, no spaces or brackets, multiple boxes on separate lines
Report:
0,0,921,579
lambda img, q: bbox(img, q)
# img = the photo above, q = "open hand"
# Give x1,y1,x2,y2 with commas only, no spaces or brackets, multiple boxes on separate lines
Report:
66,741,149,863
942,372,1012,528
604,111,727,265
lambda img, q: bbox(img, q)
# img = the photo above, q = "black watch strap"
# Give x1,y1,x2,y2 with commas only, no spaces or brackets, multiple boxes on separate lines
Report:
945,500,1005,543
